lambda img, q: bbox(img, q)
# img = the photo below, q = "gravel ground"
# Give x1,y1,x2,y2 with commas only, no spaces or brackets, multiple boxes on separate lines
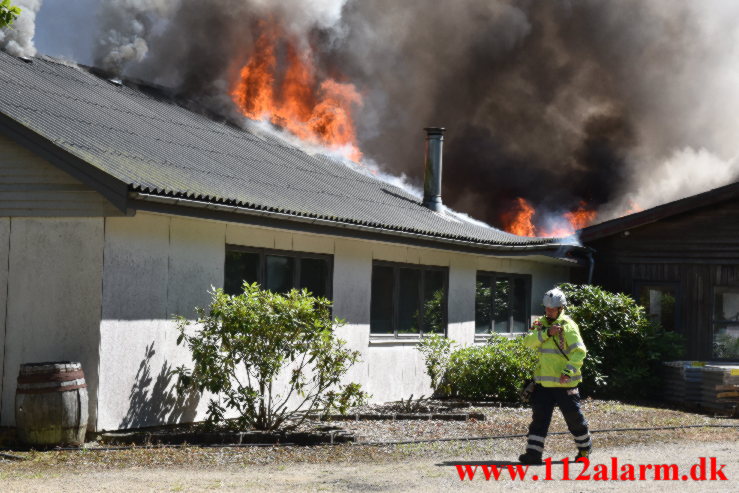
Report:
0,429,737,492
323,399,737,443
1,400,737,491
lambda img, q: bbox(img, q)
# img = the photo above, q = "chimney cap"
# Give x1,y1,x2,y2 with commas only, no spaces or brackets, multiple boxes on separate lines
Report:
424,127,445,135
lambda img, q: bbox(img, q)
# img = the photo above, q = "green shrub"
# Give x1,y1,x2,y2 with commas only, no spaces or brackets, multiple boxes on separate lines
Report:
417,333,454,395
558,283,684,399
174,283,367,431
441,335,537,401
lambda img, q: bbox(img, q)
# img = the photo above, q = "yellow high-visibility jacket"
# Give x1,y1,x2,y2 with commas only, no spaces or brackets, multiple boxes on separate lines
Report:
523,313,586,388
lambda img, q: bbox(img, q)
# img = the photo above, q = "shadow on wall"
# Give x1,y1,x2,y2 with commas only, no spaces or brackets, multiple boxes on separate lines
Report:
120,343,200,430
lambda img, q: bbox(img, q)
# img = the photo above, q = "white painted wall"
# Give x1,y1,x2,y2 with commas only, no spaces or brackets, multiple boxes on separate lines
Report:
0,218,104,428
0,211,571,430
0,218,9,422
96,215,226,431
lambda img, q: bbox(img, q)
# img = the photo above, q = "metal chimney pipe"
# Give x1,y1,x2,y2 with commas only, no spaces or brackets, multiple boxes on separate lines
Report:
423,127,445,211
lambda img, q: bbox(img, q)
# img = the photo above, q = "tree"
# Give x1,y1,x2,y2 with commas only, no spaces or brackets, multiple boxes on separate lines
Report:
0,1,20,28
174,283,367,431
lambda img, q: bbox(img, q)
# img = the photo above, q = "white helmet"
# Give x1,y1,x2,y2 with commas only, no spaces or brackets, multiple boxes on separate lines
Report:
543,288,567,308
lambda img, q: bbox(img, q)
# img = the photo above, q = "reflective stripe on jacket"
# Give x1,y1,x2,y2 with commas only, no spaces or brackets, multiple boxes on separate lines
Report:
522,313,586,388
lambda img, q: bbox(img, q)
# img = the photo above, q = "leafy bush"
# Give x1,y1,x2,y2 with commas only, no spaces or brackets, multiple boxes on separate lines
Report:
174,283,367,431
558,283,684,399
440,335,537,401
417,333,454,395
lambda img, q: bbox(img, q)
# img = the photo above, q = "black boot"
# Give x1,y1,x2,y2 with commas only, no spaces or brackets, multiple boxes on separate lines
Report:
518,450,543,465
574,446,591,462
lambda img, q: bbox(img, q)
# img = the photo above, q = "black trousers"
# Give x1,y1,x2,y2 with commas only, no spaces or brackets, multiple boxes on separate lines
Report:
525,384,591,455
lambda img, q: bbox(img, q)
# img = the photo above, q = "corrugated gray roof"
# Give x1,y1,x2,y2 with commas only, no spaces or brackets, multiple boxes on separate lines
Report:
0,52,567,248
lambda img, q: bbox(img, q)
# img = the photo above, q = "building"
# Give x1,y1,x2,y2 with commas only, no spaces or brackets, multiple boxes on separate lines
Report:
0,52,582,431
580,182,739,361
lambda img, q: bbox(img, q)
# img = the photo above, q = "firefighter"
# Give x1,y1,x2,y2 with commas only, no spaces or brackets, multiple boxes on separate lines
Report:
518,287,591,465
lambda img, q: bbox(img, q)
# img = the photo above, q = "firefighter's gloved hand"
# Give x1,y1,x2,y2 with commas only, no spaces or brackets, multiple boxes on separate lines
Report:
548,324,563,336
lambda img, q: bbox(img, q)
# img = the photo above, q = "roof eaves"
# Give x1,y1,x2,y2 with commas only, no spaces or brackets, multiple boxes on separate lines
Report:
129,190,583,255
580,181,739,242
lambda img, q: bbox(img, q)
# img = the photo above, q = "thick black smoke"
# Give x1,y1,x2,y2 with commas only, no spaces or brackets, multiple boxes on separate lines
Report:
33,0,739,230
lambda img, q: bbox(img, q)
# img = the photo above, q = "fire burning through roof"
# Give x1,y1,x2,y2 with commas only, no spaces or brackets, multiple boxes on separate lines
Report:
230,22,363,163
503,198,599,238
29,1,737,240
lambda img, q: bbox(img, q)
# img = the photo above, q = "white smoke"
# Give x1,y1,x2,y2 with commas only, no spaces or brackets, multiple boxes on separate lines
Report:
0,0,42,57
250,0,347,34
590,0,739,221
600,147,739,221
95,0,178,73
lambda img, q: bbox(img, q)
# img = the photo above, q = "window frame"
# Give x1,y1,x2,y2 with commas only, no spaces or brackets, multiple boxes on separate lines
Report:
632,281,681,332
475,271,532,336
711,285,739,360
224,244,333,299
370,260,449,338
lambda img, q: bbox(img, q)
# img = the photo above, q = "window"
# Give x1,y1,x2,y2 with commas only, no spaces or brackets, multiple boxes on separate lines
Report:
475,272,531,334
224,246,332,298
370,262,447,335
636,284,678,332
713,286,739,359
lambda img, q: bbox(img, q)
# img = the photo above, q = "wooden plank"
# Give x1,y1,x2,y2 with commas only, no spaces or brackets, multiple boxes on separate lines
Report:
717,391,739,399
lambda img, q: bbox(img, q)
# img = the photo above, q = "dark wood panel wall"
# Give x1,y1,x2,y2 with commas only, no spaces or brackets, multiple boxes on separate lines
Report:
578,198,739,360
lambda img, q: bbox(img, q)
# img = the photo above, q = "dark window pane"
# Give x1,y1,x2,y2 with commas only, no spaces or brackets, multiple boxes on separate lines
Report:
265,255,294,293
398,268,421,334
512,277,528,332
224,251,260,295
713,287,739,358
475,275,493,333
423,270,445,333
299,258,329,298
715,288,739,322
370,265,394,333
493,278,511,333
639,286,677,331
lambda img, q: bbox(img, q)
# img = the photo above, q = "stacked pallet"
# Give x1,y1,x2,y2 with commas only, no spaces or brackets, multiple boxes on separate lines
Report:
701,364,739,412
662,361,704,405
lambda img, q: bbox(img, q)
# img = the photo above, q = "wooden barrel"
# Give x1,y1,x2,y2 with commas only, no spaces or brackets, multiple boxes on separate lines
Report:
15,361,88,447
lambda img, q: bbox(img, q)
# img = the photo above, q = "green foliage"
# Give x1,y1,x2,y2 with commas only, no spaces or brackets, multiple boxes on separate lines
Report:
417,333,454,394
0,1,20,28
714,331,739,359
422,288,445,333
558,283,684,399
441,335,537,401
174,283,367,431
475,279,511,333
475,281,492,330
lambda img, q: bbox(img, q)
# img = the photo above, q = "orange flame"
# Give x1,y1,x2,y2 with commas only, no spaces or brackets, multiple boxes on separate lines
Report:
503,197,537,237
231,23,363,162
503,198,598,237
623,200,643,215
563,201,598,230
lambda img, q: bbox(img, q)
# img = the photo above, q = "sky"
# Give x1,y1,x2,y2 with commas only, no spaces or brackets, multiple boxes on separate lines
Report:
35,0,95,64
